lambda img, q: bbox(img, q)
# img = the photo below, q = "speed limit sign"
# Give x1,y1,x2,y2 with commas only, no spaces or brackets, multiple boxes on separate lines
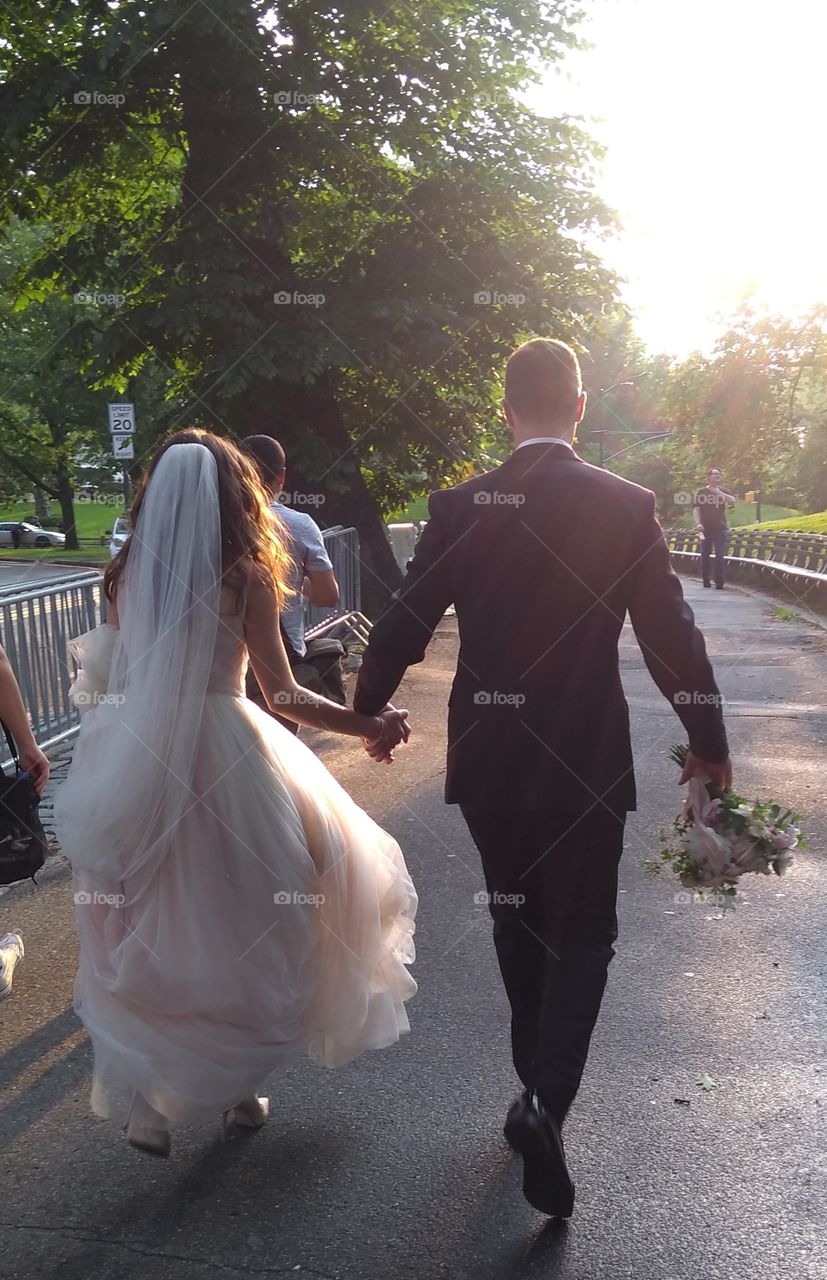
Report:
107,403,135,435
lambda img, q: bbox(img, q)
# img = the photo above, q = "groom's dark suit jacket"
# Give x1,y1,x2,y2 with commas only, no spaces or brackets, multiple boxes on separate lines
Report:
354,443,728,814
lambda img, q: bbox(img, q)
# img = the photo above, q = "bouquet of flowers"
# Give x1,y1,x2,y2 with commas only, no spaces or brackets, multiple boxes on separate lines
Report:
644,745,806,910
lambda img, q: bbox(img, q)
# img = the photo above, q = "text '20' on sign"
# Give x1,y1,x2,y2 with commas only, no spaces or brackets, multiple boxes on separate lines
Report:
107,403,135,435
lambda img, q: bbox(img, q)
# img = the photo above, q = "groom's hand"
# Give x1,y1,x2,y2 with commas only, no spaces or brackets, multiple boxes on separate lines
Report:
679,750,732,791
362,705,411,763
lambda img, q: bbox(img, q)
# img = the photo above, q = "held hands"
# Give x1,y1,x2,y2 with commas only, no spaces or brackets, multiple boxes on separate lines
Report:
679,750,732,792
362,705,411,764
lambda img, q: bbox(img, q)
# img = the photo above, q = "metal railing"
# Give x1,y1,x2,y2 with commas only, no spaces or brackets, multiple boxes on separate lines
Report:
0,527,363,756
0,573,106,755
668,527,827,603
304,525,362,632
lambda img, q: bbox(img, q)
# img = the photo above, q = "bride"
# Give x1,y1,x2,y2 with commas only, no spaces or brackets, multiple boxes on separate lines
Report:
54,429,417,1158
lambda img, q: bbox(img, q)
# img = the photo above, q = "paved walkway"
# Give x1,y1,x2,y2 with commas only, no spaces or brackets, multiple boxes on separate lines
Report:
0,580,825,1279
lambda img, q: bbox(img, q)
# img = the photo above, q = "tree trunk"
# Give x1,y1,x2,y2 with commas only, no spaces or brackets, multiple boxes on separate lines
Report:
55,455,78,550
172,6,402,616
34,487,51,521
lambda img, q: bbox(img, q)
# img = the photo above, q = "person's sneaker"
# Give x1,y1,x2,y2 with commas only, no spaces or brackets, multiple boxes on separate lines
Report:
0,931,24,999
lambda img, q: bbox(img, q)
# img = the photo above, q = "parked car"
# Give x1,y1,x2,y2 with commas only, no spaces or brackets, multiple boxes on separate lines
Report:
108,515,130,560
0,521,66,549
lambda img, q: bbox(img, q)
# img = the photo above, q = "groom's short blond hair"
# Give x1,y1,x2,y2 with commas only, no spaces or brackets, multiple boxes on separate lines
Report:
505,338,582,426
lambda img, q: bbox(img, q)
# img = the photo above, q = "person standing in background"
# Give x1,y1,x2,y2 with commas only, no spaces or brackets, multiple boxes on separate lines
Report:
693,467,736,589
0,642,49,999
241,435,340,729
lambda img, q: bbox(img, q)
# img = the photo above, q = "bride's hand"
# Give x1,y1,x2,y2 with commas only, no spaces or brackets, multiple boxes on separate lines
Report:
363,707,411,763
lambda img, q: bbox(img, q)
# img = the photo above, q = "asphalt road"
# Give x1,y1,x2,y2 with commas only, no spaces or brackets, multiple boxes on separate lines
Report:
0,562,101,593
1,579,825,1280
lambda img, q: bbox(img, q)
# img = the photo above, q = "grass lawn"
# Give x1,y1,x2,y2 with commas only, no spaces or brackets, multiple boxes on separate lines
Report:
388,494,430,523
0,547,110,564
742,510,827,534
0,499,124,541
729,498,799,526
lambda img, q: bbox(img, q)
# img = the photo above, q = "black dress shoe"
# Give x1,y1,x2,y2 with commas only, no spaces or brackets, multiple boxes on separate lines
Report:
702,581,711,588
506,1096,575,1217
503,1090,533,1149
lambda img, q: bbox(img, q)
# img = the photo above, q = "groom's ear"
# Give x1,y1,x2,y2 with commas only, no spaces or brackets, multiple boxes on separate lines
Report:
502,397,515,431
575,390,587,423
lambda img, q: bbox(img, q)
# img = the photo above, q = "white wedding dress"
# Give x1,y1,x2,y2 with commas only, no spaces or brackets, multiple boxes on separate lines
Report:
54,443,417,1128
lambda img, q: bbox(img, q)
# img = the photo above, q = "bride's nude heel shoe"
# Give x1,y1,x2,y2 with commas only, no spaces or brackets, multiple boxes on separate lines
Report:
222,1095,270,1136
126,1096,171,1158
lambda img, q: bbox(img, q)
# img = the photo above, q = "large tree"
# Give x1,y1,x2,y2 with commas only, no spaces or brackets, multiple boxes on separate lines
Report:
1,1,616,607
658,307,827,508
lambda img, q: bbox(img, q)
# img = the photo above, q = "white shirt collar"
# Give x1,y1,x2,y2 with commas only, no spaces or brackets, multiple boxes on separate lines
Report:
515,436,574,452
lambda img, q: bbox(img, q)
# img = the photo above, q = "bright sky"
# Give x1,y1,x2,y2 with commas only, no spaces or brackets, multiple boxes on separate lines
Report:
531,0,827,358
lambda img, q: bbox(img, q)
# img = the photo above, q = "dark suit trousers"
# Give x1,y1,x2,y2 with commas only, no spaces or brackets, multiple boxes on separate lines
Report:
460,805,625,1124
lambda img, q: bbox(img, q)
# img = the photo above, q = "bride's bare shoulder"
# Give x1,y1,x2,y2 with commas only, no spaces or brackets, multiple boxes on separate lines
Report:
240,559,278,610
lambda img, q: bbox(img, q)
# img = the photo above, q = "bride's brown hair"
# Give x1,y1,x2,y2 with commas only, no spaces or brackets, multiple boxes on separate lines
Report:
103,428,294,607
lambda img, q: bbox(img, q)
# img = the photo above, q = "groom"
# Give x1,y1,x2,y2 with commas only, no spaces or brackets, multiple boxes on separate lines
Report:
353,338,731,1217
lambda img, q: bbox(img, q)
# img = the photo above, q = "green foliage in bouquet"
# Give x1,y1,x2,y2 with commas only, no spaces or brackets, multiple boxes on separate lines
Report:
643,745,807,910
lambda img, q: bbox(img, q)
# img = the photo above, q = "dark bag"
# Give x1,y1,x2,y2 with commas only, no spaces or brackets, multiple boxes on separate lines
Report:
0,721,47,886
292,636,347,706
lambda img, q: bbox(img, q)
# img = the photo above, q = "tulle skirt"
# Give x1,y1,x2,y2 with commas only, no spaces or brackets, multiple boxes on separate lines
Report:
61,694,417,1126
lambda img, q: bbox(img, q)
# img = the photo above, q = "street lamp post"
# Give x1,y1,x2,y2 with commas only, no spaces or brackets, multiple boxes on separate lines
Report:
581,372,651,468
